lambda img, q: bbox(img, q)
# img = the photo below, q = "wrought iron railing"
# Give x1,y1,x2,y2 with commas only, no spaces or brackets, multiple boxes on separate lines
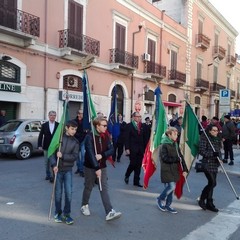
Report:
0,6,40,37
210,82,225,92
59,29,100,56
145,62,166,77
168,69,186,83
109,48,138,69
226,55,236,67
195,78,209,89
212,46,226,60
196,34,210,49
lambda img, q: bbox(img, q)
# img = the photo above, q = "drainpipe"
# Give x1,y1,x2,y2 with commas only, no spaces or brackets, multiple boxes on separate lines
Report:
43,0,48,119
131,25,142,116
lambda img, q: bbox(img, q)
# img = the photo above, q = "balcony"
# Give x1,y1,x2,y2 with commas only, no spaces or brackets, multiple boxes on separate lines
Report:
210,83,225,93
195,78,209,92
109,48,138,75
226,55,237,67
144,62,166,81
195,34,210,51
59,29,100,62
167,69,186,87
212,46,226,60
0,7,40,47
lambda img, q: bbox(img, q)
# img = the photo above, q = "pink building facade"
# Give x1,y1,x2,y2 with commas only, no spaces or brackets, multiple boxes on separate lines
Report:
0,0,239,122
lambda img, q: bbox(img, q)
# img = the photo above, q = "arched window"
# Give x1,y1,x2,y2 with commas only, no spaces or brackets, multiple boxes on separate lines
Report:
195,96,201,105
144,90,154,101
0,60,20,83
111,84,124,115
168,94,176,102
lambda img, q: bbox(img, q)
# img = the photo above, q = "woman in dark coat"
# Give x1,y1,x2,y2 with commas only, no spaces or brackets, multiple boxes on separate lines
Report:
198,125,222,212
157,127,188,214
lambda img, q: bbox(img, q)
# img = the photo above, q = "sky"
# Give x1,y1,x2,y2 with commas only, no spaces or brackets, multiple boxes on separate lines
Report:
209,0,240,54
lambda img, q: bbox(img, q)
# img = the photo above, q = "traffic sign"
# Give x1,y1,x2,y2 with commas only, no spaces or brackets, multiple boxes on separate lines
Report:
219,89,230,105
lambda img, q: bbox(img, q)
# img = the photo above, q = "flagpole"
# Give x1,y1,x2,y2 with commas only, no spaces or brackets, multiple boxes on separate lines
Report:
48,99,68,220
85,71,102,191
185,99,239,200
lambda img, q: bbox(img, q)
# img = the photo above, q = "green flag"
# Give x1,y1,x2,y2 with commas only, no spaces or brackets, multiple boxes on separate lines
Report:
47,101,68,158
179,102,200,171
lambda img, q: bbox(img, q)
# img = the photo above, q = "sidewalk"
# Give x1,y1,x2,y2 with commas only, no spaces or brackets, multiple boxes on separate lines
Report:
195,146,240,176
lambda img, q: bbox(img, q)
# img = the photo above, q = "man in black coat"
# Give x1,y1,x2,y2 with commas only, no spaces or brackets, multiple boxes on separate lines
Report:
124,112,146,187
38,110,59,182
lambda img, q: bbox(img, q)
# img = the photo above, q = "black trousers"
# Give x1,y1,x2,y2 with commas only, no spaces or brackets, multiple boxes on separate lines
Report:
112,140,124,161
125,151,143,185
200,171,217,201
223,139,234,161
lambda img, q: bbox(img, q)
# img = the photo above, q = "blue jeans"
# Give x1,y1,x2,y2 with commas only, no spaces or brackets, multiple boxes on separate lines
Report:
77,141,85,172
159,182,176,207
55,171,73,216
44,150,53,178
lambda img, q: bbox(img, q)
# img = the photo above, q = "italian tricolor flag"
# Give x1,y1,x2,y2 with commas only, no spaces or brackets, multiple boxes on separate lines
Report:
175,102,199,198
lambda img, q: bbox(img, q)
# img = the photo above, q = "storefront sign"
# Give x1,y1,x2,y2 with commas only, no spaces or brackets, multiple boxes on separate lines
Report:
0,83,21,92
59,91,83,102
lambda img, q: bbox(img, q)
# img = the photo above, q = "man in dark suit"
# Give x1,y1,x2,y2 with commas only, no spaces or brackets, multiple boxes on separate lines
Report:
38,110,59,182
124,112,146,187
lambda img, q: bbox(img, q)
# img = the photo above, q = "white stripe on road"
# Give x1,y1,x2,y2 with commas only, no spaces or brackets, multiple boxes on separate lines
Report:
182,200,240,240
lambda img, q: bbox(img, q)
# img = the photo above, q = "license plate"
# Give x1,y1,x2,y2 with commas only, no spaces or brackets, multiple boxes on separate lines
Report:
0,139,4,144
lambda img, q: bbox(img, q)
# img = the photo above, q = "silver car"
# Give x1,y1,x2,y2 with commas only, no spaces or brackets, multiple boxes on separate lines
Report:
0,119,46,159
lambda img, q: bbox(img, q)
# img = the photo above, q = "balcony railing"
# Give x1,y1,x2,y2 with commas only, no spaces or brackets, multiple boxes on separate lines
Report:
195,34,210,50
168,69,186,84
210,82,225,92
212,46,226,60
59,29,100,56
195,78,209,89
226,55,236,67
109,48,138,69
0,7,40,37
145,62,166,78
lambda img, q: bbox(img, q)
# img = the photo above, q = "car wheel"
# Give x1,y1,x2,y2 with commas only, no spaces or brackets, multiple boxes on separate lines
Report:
16,143,32,160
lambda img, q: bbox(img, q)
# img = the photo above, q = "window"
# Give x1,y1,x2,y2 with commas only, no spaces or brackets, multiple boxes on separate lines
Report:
168,94,176,102
0,61,20,83
195,96,201,105
148,38,156,63
170,50,177,70
111,84,124,115
213,65,218,83
197,62,202,79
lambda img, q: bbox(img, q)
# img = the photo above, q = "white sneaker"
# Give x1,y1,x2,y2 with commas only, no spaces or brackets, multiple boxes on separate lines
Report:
81,204,90,216
106,209,122,221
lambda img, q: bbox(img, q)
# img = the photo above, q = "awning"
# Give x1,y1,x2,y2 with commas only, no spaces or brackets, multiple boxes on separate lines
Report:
163,101,182,107
0,91,30,103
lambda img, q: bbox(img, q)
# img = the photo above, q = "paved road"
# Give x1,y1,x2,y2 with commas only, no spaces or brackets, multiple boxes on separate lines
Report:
0,149,240,240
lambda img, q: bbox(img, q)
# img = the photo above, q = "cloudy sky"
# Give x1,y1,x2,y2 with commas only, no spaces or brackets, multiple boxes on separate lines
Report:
209,0,240,54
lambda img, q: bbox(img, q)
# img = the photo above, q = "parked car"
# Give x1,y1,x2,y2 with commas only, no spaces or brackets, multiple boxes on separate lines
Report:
0,119,46,159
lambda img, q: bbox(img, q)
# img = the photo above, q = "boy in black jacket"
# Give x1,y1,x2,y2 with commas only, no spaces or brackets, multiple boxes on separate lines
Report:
50,120,79,225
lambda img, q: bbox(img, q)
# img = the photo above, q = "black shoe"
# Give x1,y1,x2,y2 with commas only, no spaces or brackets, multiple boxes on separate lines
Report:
75,170,80,174
206,204,219,212
228,161,234,166
198,199,206,210
222,159,228,163
45,176,50,180
79,172,85,177
124,177,129,184
117,159,120,162
49,177,54,183
134,183,143,188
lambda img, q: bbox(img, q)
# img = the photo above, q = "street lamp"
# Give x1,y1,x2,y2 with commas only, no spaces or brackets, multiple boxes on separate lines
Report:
138,84,149,98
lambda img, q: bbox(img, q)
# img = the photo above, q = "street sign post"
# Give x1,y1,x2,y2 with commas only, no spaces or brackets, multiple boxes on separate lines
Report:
219,89,231,117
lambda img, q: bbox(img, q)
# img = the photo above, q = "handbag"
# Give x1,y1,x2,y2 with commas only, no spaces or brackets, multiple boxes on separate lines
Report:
194,162,206,173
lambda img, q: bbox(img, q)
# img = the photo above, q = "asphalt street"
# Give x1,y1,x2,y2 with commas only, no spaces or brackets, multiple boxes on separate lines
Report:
0,148,240,240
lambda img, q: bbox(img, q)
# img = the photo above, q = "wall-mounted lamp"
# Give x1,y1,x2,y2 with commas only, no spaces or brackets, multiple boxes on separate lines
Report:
56,72,60,79
214,98,218,104
0,55,12,61
138,84,149,98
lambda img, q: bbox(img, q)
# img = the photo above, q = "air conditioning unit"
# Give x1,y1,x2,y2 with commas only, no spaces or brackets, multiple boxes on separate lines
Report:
143,53,151,62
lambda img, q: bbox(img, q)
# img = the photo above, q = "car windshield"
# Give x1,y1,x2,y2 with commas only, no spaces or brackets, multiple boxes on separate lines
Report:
0,121,22,132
